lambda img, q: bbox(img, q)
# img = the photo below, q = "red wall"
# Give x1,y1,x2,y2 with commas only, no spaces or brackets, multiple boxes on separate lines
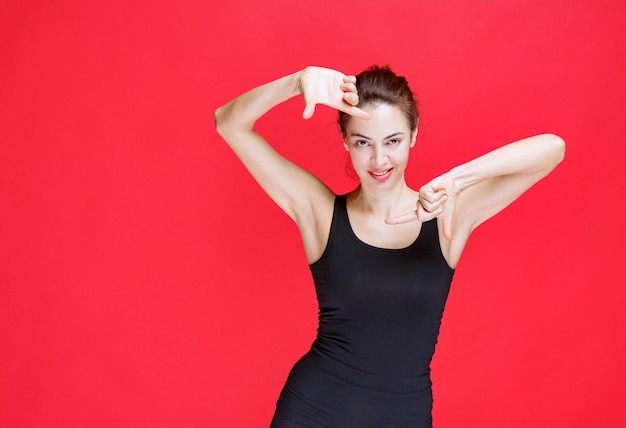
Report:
2,1,625,427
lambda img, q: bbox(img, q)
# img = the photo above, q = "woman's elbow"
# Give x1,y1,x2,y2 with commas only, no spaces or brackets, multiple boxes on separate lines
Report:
214,105,227,137
213,104,251,139
547,133,566,164
538,133,566,167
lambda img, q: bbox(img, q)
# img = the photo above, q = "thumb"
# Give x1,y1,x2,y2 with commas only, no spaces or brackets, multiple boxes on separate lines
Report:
441,214,453,241
302,101,316,120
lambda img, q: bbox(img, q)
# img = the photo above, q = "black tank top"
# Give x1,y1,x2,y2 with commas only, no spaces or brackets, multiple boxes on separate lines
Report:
272,195,455,428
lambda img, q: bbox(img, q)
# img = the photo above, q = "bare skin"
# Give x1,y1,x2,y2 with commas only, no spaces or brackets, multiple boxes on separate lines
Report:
214,66,565,268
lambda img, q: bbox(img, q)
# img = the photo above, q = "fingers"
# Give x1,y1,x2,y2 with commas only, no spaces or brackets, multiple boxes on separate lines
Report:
419,184,445,201
346,106,371,120
386,205,443,225
304,99,369,120
421,193,447,213
302,102,316,120
343,91,359,106
385,211,420,225
340,82,357,93
301,71,368,120
339,78,370,119
340,82,359,107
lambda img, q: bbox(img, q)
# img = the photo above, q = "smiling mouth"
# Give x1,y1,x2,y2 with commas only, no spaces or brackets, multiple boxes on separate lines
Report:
369,168,393,178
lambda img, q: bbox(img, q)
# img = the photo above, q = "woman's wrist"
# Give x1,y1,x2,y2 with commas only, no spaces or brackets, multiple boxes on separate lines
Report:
291,70,304,97
446,166,471,197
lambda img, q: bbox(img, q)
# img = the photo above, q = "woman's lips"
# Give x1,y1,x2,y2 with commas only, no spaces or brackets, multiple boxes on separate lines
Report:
368,168,393,181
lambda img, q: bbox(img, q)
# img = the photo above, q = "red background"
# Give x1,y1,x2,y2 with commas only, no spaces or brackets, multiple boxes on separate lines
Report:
2,1,625,427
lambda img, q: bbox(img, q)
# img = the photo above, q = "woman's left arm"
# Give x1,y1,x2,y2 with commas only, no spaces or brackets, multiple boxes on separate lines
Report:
439,133,566,238
388,133,565,266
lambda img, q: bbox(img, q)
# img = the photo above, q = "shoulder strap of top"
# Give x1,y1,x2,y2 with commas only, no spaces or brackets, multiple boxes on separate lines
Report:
330,194,347,236
309,194,344,268
335,194,346,214
334,194,350,234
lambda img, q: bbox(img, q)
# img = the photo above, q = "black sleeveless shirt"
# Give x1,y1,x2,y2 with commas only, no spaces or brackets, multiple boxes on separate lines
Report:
272,195,455,428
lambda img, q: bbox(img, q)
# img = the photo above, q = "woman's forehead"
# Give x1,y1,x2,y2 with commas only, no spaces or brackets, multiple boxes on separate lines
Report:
346,104,411,137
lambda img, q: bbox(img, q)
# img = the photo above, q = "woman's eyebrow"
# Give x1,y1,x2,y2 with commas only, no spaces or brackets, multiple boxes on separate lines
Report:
385,132,405,139
350,132,405,139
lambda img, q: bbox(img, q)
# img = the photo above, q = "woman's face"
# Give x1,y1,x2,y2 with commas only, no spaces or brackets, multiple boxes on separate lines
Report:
343,103,417,187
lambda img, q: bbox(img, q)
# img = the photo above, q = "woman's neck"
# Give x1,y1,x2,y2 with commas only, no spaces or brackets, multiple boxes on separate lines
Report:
348,181,416,219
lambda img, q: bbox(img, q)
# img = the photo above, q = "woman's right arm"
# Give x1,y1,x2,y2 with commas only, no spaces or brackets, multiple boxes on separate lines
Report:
214,67,368,261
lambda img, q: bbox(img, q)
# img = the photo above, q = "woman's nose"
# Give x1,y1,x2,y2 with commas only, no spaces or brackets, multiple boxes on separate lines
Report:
372,146,387,166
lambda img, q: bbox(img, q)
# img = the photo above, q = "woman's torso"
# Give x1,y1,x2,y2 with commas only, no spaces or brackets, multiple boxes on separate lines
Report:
272,195,455,427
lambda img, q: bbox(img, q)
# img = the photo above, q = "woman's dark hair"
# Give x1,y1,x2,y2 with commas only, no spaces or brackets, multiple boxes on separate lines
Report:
338,65,418,135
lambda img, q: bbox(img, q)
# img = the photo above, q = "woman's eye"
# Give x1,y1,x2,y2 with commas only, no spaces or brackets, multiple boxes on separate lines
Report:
389,139,401,145
356,140,369,147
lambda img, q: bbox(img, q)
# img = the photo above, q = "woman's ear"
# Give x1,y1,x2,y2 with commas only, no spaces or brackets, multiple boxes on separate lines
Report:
410,128,418,148
339,125,349,151
410,119,419,148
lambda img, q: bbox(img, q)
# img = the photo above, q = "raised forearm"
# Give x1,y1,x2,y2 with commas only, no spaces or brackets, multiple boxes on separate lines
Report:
214,71,302,137
449,133,566,194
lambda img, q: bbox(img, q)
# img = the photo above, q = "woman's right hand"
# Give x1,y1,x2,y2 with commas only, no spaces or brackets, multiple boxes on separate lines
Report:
298,66,371,120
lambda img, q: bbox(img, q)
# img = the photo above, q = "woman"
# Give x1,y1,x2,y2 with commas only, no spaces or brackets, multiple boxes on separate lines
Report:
214,66,565,427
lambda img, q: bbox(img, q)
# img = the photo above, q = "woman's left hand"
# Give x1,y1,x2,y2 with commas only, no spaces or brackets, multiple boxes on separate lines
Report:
386,173,458,240
298,67,371,120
